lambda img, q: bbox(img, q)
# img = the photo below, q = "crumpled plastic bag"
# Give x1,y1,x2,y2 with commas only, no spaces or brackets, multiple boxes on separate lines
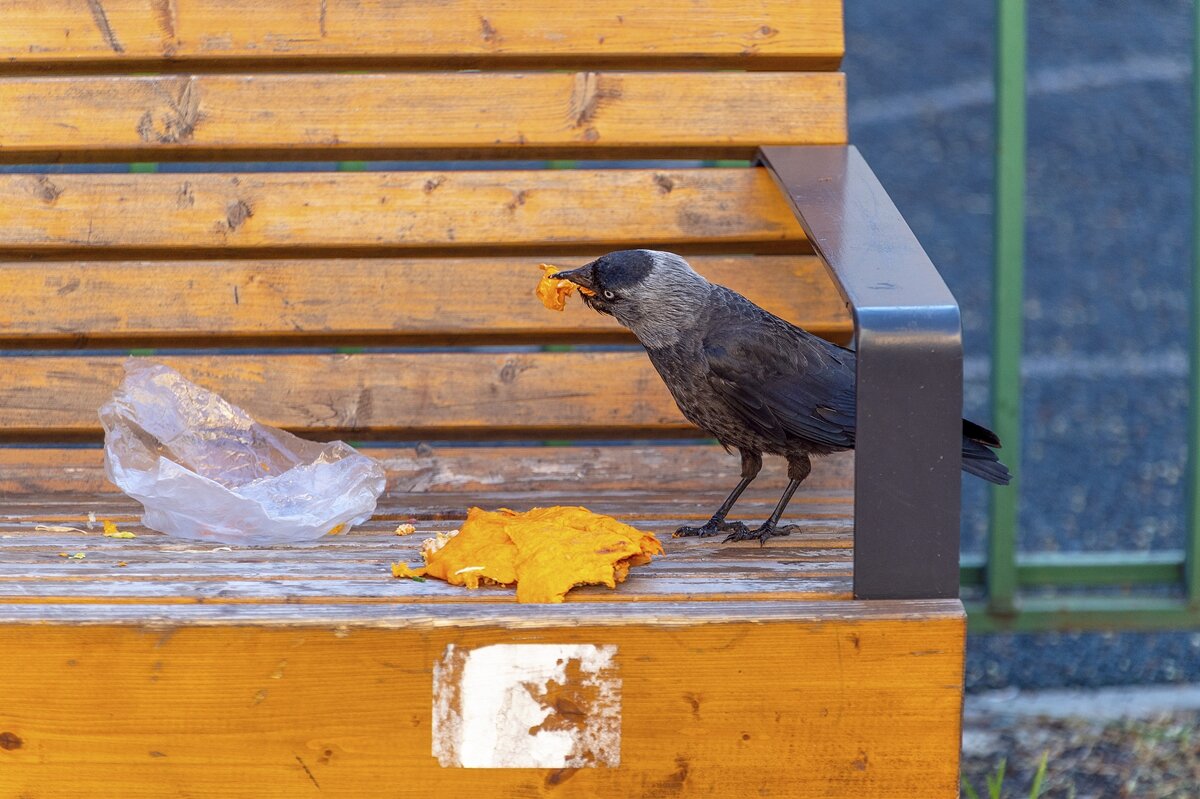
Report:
99,359,386,545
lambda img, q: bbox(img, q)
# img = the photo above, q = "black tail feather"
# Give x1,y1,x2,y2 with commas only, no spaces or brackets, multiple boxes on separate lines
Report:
963,418,1002,448
961,419,1011,485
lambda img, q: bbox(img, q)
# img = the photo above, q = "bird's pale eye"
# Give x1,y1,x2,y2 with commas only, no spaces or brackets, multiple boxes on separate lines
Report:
603,290,616,300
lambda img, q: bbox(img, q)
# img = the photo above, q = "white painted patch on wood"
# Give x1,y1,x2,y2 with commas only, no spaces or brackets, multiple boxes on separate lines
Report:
432,643,621,768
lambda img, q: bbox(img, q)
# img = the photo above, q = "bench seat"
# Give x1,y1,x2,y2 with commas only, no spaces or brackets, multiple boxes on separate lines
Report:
0,1,968,795
0,446,855,603
0,450,966,798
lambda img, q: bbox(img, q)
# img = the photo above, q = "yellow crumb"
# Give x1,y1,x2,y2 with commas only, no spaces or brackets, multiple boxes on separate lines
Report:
102,519,136,539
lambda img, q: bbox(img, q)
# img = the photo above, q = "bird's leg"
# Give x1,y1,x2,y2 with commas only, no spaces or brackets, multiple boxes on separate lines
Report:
673,477,753,538
724,454,811,545
675,450,760,538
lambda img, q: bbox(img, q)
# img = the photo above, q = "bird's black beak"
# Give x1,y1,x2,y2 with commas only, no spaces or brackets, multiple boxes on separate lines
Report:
550,263,597,293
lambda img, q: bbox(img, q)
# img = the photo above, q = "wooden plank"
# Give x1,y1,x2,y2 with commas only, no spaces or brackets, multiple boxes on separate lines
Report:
0,352,696,441
0,168,806,256
0,446,855,495
0,256,851,348
0,598,956,624
0,603,963,797
0,497,856,527
0,72,846,162
0,489,854,529
0,0,844,72
0,579,857,598
0,551,854,576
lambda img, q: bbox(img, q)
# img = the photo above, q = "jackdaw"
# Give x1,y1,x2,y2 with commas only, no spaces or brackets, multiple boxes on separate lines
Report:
552,249,1011,544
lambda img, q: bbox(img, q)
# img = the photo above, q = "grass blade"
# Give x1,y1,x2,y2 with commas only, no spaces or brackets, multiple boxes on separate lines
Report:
986,759,1007,799
1029,751,1049,798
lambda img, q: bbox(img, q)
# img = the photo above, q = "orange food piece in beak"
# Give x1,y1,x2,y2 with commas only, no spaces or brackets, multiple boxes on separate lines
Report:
536,264,595,311
393,506,664,603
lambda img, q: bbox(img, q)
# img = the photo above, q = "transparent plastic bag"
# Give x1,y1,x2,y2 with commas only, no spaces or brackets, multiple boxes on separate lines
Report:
99,360,386,545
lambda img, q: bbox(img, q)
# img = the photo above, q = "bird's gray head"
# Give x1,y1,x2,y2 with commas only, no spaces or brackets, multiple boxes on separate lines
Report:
552,250,712,347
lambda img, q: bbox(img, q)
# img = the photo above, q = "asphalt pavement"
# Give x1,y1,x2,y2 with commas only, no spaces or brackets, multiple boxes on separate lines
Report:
846,0,1200,689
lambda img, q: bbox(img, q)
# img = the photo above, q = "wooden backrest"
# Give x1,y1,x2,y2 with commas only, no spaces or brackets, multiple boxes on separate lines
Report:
0,1,850,449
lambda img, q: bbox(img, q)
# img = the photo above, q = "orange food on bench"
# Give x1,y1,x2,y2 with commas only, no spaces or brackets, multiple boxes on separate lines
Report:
391,506,663,602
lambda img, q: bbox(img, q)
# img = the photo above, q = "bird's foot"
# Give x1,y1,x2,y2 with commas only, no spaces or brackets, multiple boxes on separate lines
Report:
723,523,800,546
674,519,749,538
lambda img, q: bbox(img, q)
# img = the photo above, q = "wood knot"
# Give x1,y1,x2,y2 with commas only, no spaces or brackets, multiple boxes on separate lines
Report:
176,181,195,209
498,360,533,384
225,199,253,231
0,732,23,750
480,16,500,43
31,175,62,203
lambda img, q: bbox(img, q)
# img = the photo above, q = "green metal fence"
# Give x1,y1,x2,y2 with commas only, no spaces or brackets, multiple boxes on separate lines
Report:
961,0,1200,632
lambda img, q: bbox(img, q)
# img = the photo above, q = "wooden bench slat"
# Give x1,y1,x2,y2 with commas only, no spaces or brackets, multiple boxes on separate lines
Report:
1,0,843,71
0,446,854,495
0,578,853,604
0,604,963,797
0,168,805,255
1,352,702,442
0,255,850,348
0,72,845,162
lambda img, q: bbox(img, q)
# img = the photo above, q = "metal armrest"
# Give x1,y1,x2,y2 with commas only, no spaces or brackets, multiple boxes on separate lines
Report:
758,145,963,600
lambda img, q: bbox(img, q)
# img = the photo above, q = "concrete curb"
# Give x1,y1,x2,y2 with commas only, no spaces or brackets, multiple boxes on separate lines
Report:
966,683,1200,722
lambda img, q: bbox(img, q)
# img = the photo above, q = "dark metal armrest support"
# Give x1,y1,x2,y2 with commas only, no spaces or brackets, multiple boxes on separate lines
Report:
758,146,963,600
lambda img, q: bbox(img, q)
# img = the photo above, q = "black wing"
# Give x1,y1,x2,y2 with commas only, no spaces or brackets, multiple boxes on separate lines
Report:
700,293,858,451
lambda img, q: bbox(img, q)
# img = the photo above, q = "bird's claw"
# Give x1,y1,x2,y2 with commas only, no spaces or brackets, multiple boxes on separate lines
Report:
674,519,749,538
723,523,799,546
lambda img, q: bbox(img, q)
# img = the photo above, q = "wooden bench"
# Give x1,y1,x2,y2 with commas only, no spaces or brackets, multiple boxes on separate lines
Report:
0,2,966,796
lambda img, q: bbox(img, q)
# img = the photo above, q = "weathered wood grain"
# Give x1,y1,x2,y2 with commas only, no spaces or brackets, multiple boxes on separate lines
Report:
0,255,851,348
0,446,855,495
0,499,856,527
0,470,856,600
0,489,854,529
0,463,854,602
0,168,806,255
0,605,964,797
0,0,844,71
0,500,854,532
0,598,955,626
0,577,854,604
0,72,846,162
